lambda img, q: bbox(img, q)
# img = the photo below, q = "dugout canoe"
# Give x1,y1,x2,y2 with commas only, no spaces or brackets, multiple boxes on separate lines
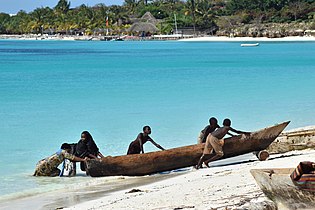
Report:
86,121,289,177
250,168,315,209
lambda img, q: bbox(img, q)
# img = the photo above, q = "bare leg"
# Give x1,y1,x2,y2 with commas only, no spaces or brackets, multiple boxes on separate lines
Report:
204,154,223,167
196,155,205,169
196,154,214,169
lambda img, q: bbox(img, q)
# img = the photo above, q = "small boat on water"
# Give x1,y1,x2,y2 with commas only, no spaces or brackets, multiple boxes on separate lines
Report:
251,168,315,209
86,121,289,177
241,43,260,47
74,36,93,41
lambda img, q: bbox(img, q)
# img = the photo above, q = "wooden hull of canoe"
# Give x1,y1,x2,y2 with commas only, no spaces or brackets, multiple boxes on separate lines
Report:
250,168,315,209
86,121,289,177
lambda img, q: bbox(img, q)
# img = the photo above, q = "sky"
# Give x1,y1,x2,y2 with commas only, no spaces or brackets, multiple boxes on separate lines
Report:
0,0,124,14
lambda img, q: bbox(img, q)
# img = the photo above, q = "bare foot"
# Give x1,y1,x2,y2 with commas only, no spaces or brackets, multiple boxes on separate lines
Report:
194,164,202,170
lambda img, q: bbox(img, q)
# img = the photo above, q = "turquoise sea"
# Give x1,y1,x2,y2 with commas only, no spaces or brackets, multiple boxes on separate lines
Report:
0,39,315,208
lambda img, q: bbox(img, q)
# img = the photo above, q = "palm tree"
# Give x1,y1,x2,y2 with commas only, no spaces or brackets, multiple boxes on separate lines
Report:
5,11,31,34
30,7,53,34
195,1,217,28
191,0,196,34
124,0,139,16
93,4,110,34
0,13,10,33
54,0,70,14
53,0,71,34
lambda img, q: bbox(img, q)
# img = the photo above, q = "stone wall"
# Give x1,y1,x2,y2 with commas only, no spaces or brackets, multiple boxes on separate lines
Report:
267,126,315,154
216,22,315,38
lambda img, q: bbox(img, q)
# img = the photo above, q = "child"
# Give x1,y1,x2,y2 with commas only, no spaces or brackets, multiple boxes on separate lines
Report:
196,118,249,169
34,143,88,176
127,126,165,154
197,117,220,144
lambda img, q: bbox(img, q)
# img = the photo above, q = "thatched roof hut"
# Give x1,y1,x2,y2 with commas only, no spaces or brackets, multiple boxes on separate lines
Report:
128,11,159,33
140,12,159,25
128,22,158,33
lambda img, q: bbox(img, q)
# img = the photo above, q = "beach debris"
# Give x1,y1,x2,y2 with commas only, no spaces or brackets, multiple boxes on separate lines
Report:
117,177,125,180
173,205,195,209
126,188,143,193
255,150,270,161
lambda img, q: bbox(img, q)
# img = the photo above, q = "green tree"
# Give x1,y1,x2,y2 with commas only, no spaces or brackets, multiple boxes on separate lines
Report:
94,4,110,30
124,0,139,16
287,0,310,21
216,15,241,36
29,7,54,34
54,0,70,14
53,0,71,34
188,0,196,34
0,13,10,33
8,10,31,34
73,4,95,33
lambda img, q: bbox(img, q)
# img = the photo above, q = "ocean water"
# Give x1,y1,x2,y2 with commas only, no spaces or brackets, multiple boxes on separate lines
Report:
0,39,315,205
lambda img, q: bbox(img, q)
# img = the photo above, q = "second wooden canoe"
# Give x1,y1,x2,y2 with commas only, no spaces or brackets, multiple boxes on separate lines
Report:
251,168,315,209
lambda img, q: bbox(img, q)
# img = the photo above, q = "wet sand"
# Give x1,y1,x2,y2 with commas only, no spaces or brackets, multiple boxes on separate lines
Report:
0,171,184,210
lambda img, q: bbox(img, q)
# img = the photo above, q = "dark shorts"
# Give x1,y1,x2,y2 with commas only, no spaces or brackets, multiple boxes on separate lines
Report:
127,142,141,154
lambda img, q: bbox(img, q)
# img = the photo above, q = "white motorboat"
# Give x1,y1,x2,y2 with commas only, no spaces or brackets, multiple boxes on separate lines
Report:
241,43,260,47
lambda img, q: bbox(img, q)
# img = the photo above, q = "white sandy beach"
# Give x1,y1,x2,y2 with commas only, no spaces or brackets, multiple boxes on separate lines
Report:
178,36,315,42
64,149,315,210
1,34,315,42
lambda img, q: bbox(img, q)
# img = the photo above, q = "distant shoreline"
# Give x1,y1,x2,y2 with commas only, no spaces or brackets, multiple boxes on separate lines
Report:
1,34,315,42
178,35,315,42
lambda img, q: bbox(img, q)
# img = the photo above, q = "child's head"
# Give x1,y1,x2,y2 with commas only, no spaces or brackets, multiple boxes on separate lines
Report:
223,118,231,126
61,143,71,152
143,125,151,134
81,131,93,142
209,117,218,125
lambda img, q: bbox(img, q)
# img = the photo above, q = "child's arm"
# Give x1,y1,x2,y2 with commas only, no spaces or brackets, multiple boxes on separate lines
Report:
230,127,250,135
